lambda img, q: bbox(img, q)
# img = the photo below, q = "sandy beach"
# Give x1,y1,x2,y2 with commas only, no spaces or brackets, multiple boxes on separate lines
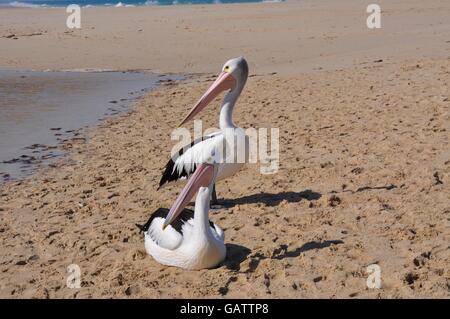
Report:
0,0,449,298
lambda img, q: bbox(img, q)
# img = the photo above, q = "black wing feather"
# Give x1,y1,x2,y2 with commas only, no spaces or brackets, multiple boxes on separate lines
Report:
136,207,215,234
158,135,214,189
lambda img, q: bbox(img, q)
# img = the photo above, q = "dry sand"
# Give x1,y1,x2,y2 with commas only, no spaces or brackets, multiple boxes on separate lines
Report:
1,0,450,74
0,0,449,298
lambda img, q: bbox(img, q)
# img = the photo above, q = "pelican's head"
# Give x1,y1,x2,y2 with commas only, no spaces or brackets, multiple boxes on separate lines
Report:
222,56,249,87
178,57,249,127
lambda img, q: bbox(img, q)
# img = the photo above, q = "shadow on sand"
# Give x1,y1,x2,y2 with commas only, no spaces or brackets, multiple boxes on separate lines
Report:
221,240,344,274
221,189,322,208
222,243,251,271
271,240,344,260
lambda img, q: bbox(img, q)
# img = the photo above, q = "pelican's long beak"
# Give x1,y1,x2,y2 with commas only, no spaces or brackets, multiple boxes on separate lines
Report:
178,71,236,127
162,163,215,230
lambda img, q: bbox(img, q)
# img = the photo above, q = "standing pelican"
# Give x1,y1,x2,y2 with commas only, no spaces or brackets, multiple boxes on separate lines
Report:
158,57,249,206
141,158,226,270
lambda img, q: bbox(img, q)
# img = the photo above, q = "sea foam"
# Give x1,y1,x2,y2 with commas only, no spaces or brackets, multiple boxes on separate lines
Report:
5,1,48,7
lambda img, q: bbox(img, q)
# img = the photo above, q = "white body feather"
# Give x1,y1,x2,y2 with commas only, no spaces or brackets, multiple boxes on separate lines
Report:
144,187,226,270
172,128,248,183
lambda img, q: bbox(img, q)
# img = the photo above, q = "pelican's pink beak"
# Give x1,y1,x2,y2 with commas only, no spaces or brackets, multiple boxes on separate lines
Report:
178,71,236,127
162,163,215,229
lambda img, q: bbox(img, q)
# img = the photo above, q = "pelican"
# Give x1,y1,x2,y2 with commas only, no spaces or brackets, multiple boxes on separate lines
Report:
140,158,226,270
158,57,249,206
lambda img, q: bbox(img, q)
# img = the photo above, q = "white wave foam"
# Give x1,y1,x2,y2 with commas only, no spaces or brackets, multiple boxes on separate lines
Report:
113,2,135,6
2,0,282,9
5,1,48,8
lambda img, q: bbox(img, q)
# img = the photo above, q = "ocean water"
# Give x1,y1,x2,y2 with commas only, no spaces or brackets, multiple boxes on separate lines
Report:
0,70,180,182
0,0,280,8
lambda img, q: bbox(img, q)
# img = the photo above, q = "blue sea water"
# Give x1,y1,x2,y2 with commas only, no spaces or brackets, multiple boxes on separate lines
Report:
0,0,279,8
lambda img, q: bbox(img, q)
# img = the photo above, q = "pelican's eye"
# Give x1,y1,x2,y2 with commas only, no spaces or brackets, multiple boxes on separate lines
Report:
224,65,230,72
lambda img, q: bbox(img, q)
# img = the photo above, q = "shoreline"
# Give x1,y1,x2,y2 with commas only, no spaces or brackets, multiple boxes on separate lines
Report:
0,0,285,8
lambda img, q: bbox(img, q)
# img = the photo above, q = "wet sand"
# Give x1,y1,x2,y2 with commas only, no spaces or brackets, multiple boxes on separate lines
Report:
0,0,449,298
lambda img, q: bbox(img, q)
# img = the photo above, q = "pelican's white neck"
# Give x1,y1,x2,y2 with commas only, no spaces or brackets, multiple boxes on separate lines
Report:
219,97,236,129
219,78,246,130
193,185,214,240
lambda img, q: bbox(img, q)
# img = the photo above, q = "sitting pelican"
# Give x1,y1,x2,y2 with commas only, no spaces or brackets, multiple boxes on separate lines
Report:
140,157,226,270
158,57,249,206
